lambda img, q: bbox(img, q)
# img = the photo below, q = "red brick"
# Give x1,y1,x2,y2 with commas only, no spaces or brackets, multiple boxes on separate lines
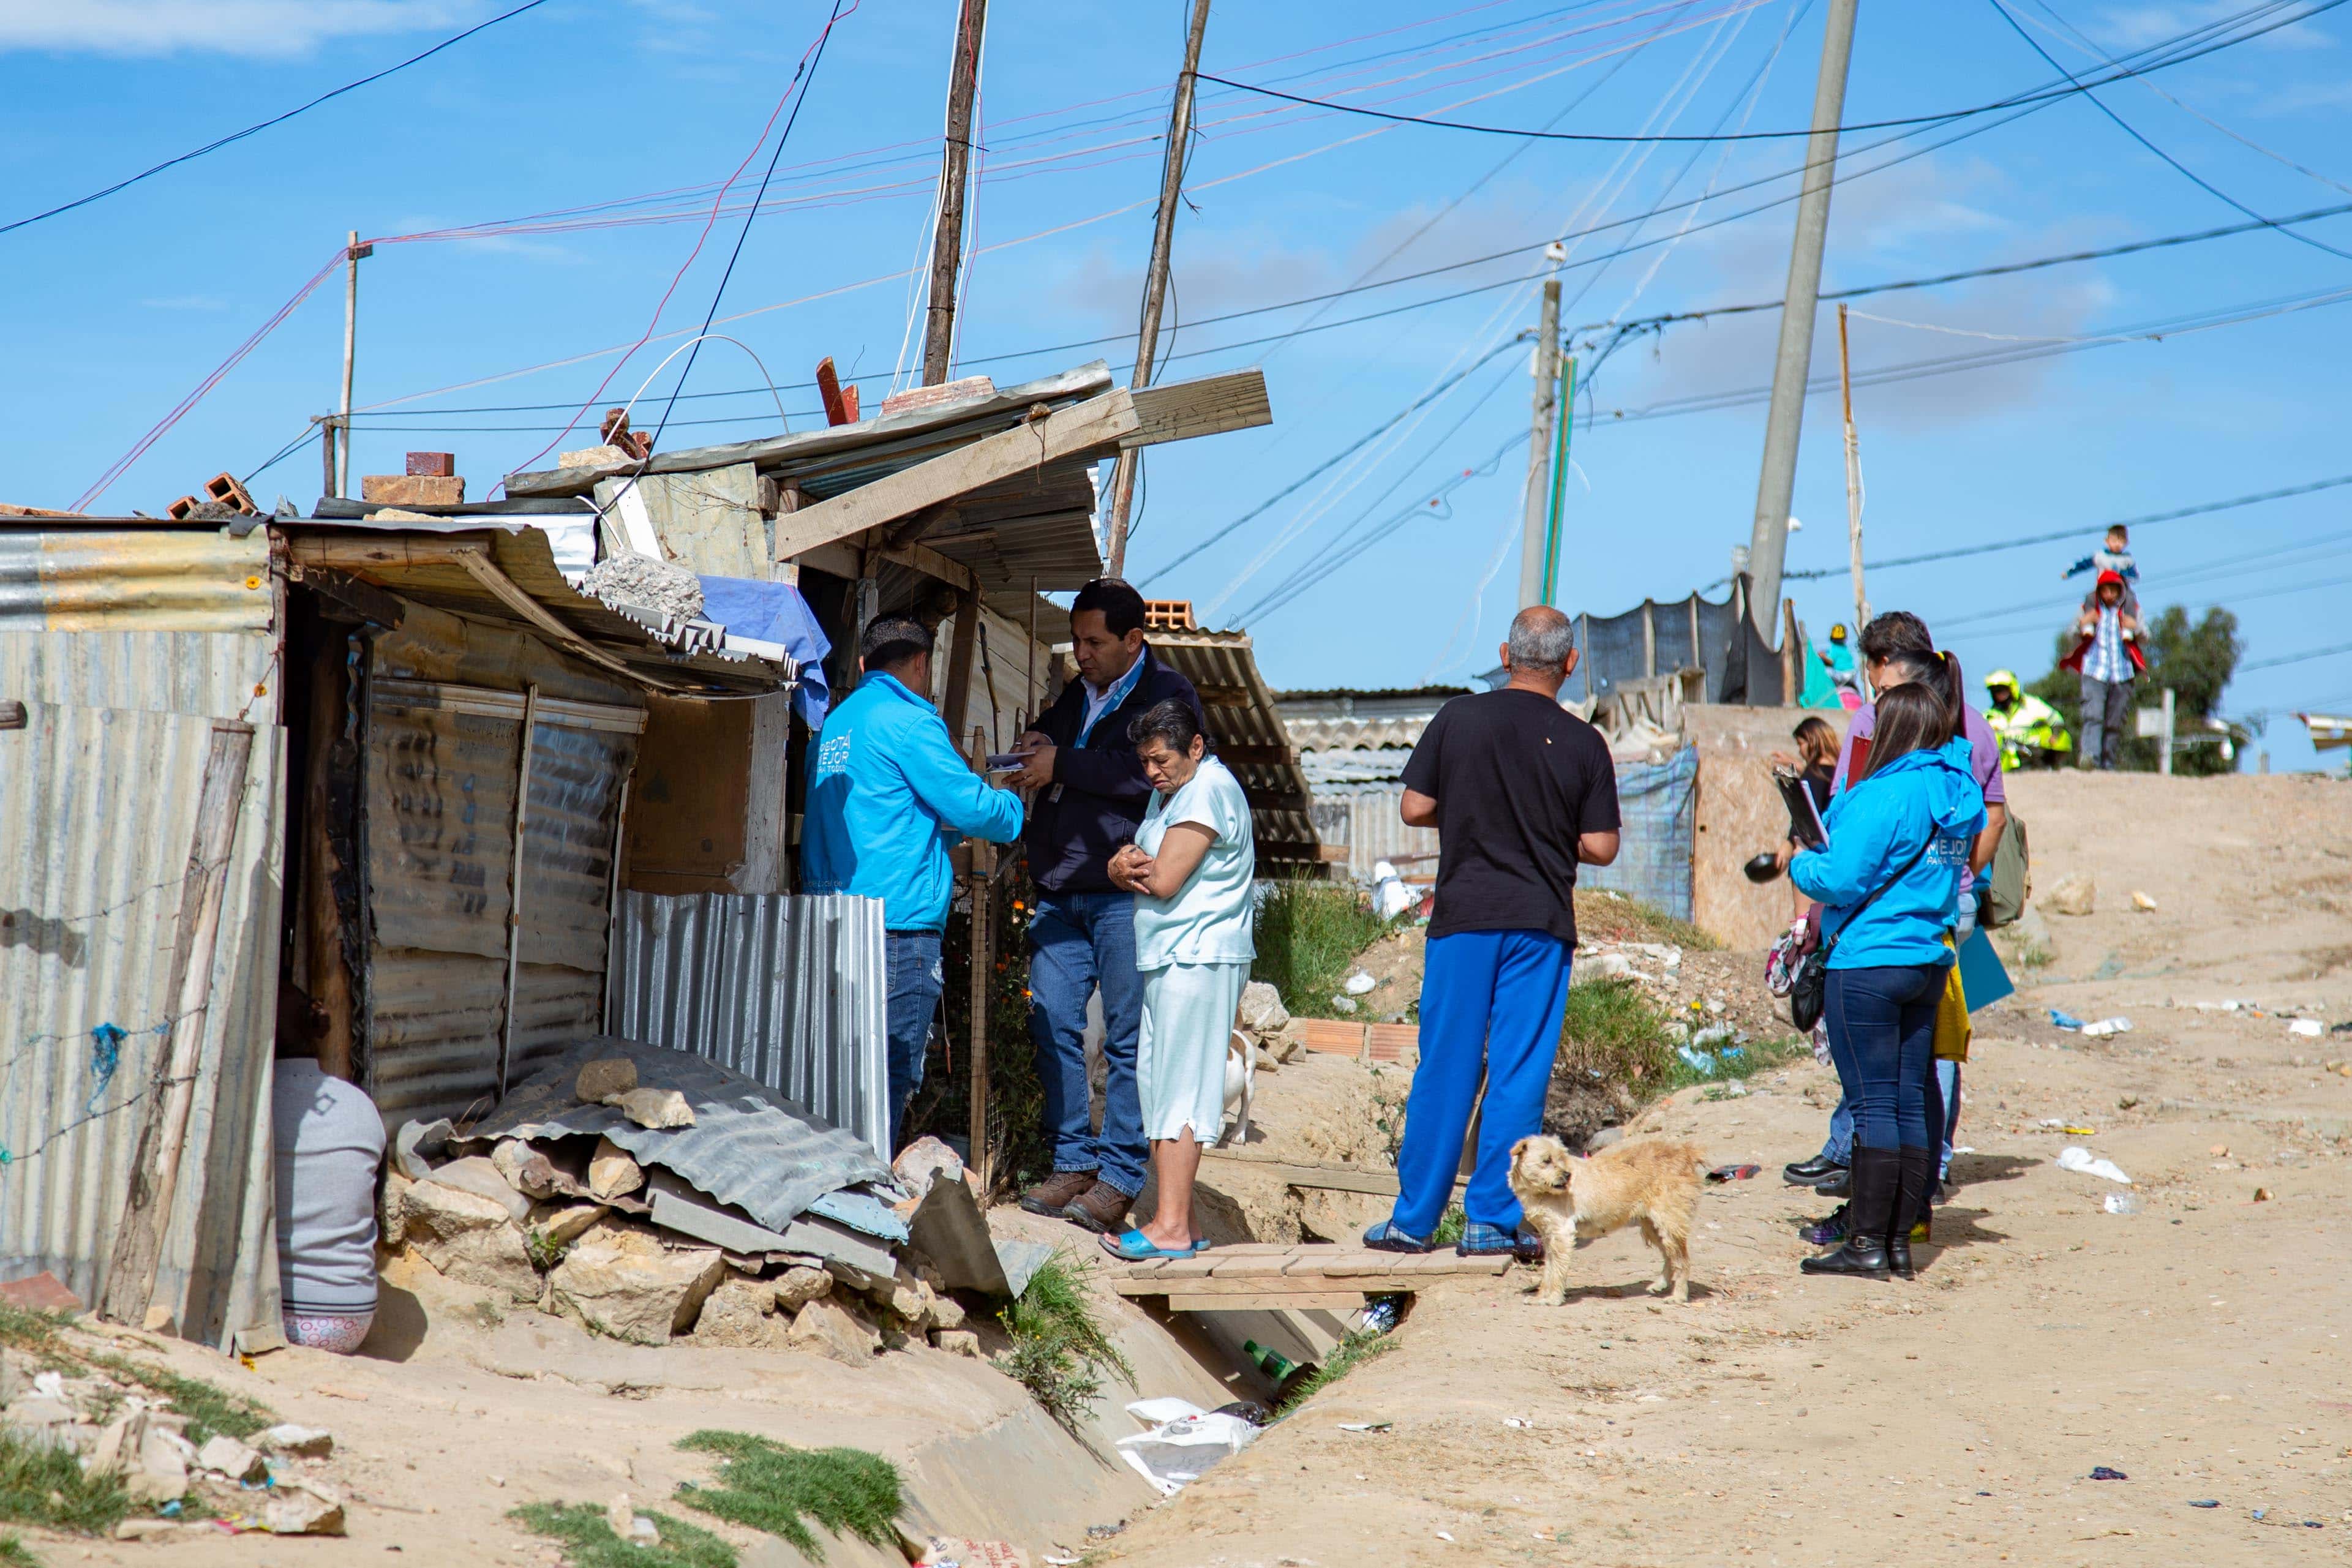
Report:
361,474,465,506
404,451,456,478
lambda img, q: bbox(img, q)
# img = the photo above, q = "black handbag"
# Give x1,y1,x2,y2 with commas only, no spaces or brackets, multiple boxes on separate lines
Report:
1787,842,1931,1032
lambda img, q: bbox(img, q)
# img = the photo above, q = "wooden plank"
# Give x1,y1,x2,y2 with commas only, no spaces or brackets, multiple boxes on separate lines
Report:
773,390,1141,560
1162,1277,1399,1297
1167,1292,1364,1313
1200,1149,1400,1196
1124,370,1271,447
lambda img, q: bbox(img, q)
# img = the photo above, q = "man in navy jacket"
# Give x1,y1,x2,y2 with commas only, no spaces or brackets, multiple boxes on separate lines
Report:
1008,579,1208,1232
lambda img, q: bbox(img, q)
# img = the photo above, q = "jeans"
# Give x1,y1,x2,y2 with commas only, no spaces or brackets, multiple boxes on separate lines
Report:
1389,930,1573,1236
1824,962,1945,1152
2079,673,2132,770
885,931,945,1152
1028,892,1148,1196
1820,890,1973,1172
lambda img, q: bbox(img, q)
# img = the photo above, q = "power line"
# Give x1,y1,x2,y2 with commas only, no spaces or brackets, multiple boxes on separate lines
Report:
1984,0,2352,264
0,0,554,239
1784,473,2352,579
1187,0,2349,143
2242,639,2352,673
649,0,849,448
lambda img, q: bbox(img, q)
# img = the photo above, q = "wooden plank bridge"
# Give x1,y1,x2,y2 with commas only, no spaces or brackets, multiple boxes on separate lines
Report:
1105,1243,1511,1313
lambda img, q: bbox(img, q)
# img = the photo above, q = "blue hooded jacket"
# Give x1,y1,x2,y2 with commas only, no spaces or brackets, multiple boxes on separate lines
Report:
800,672,1025,931
1790,735,1985,970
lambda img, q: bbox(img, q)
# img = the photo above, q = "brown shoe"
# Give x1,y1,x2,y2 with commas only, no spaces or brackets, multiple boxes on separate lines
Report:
1019,1169,1097,1218
1062,1179,1133,1236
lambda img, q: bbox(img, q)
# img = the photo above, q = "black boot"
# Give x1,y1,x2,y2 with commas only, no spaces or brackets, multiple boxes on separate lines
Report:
1783,1153,1847,1187
1889,1148,1935,1280
1801,1149,1896,1278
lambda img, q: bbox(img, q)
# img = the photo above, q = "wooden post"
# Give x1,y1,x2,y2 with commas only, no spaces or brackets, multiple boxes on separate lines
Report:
303,632,355,1079
1838,302,1868,636
99,720,255,1326
497,685,541,1100
941,586,980,744
1103,0,1212,576
922,0,989,386
964,724,995,1193
1025,575,1039,730
338,232,371,497
318,415,337,505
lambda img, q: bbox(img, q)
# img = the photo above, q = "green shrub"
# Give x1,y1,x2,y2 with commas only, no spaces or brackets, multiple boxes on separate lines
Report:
1276,1328,1395,1413
995,1255,1133,1430
674,1432,900,1562
1253,880,1392,1017
0,1532,37,1567
510,1501,736,1568
1557,977,1675,1090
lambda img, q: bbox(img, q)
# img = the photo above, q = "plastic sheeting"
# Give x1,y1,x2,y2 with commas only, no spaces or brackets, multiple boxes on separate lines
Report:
1578,747,1699,923
604,891,890,1163
1571,579,1784,708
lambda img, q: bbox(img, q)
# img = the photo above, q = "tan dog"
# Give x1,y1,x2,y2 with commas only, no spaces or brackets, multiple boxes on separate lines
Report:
1509,1135,1709,1305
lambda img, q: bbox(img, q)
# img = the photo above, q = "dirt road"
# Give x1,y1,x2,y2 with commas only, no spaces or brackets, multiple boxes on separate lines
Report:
1101,770,2352,1567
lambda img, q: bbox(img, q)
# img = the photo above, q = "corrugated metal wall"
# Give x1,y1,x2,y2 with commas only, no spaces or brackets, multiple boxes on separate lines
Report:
362,685,639,1125
0,528,283,1351
604,892,889,1162
1306,781,1440,884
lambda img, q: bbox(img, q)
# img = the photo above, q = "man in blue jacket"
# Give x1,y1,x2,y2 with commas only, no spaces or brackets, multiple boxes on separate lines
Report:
803,615,1025,1150
1007,579,1207,1234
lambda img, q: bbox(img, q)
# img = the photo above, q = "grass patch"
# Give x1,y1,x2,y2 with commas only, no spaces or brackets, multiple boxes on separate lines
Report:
673,1432,899,1562
511,1501,736,1568
0,1532,37,1567
0,1428,130,1537
1557,977,1676,1090
1276,1329,1396,1414
1573,888,1718,952
1253,880,1393,1018
1430,1205,1466,1248
1662,1031,1812,1093
86,1354,271,1447
995,1255,1135,1430
0,1307,62,1356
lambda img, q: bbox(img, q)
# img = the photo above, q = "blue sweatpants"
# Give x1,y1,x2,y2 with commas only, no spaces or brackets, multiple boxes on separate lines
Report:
1389,929,1573,1237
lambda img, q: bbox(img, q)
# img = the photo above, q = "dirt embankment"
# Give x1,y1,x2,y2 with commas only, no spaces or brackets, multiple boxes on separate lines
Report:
1098,769,2352,1567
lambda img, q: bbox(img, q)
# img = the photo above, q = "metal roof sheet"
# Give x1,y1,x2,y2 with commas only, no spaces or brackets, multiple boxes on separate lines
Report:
0,528,272,633
1149,628,1324,868
478,1036,895,1236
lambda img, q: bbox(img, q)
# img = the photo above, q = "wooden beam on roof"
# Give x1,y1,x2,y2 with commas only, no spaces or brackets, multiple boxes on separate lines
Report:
1124,370,1271,448
773,389,1141,561
1242,786,1314,815
287,535,691,693
1210,742,1297,767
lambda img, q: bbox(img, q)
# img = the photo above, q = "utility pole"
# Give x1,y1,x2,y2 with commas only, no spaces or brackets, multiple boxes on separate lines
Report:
1103,0,1212,579
337,230,372,498
922,0,988,386
1836,303,1868,636
1742,0,1858,640
1517,280,1562,609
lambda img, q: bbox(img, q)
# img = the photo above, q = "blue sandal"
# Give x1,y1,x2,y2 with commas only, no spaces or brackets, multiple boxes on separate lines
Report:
1100,1229,1203,1262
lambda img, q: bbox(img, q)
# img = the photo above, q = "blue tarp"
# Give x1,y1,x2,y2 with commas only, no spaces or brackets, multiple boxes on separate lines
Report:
1580,746,1698,923
697,575,833,726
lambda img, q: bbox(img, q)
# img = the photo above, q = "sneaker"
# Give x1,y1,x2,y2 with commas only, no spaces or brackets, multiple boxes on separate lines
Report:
1018,1169,1097,1218
1062,1179,1135,1235
1801,1204,1849,1247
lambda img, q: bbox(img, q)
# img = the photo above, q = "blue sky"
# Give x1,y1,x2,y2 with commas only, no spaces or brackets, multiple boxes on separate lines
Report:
5,0,2350,768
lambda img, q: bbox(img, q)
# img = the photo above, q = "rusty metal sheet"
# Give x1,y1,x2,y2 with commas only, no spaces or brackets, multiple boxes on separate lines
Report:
0,529,271,632
0,690,284,1351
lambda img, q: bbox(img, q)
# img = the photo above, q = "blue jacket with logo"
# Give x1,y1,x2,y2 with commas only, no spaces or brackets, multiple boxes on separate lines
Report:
1790,736,1985,969
800,672,1024,931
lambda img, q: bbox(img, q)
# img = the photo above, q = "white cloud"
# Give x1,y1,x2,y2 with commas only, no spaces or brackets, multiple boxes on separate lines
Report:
2087,2,2334,52
0,1,470,59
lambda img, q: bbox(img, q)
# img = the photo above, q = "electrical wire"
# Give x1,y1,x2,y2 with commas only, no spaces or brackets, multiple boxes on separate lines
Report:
2241,639,2352,673
0,0,554,239
1186,0,2350,143
1984,0,2352,264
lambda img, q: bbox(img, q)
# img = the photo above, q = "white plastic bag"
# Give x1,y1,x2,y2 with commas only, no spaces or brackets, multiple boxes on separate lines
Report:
2056,1146,2132,1185
1114,1399,1259,1496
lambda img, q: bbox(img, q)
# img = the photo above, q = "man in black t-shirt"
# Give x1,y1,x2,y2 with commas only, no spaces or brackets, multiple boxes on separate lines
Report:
1366,606,1621,1257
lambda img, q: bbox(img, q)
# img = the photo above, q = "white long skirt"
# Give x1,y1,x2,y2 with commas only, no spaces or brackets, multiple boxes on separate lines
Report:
1137,960,1249,1142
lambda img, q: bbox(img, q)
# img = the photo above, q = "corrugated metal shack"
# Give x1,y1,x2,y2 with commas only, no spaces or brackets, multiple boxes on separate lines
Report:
1144,611,1333,877
1274,687,1463,883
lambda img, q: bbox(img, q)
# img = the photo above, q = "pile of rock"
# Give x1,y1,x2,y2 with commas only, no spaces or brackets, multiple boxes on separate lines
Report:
0,1349,341,1537
385,1056,969,1360
1236,981,1302,1065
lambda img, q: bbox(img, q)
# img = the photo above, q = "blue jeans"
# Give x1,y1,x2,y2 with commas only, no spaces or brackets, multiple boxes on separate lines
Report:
885,931,944,1152
1821,1059,1961,1174
1824,963,1944,1152
1028,892,1148,1196
1390,930,1572,1237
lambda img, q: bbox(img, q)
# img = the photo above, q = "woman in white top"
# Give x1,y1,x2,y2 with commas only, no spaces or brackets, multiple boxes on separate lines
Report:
1100,699,1256,1260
